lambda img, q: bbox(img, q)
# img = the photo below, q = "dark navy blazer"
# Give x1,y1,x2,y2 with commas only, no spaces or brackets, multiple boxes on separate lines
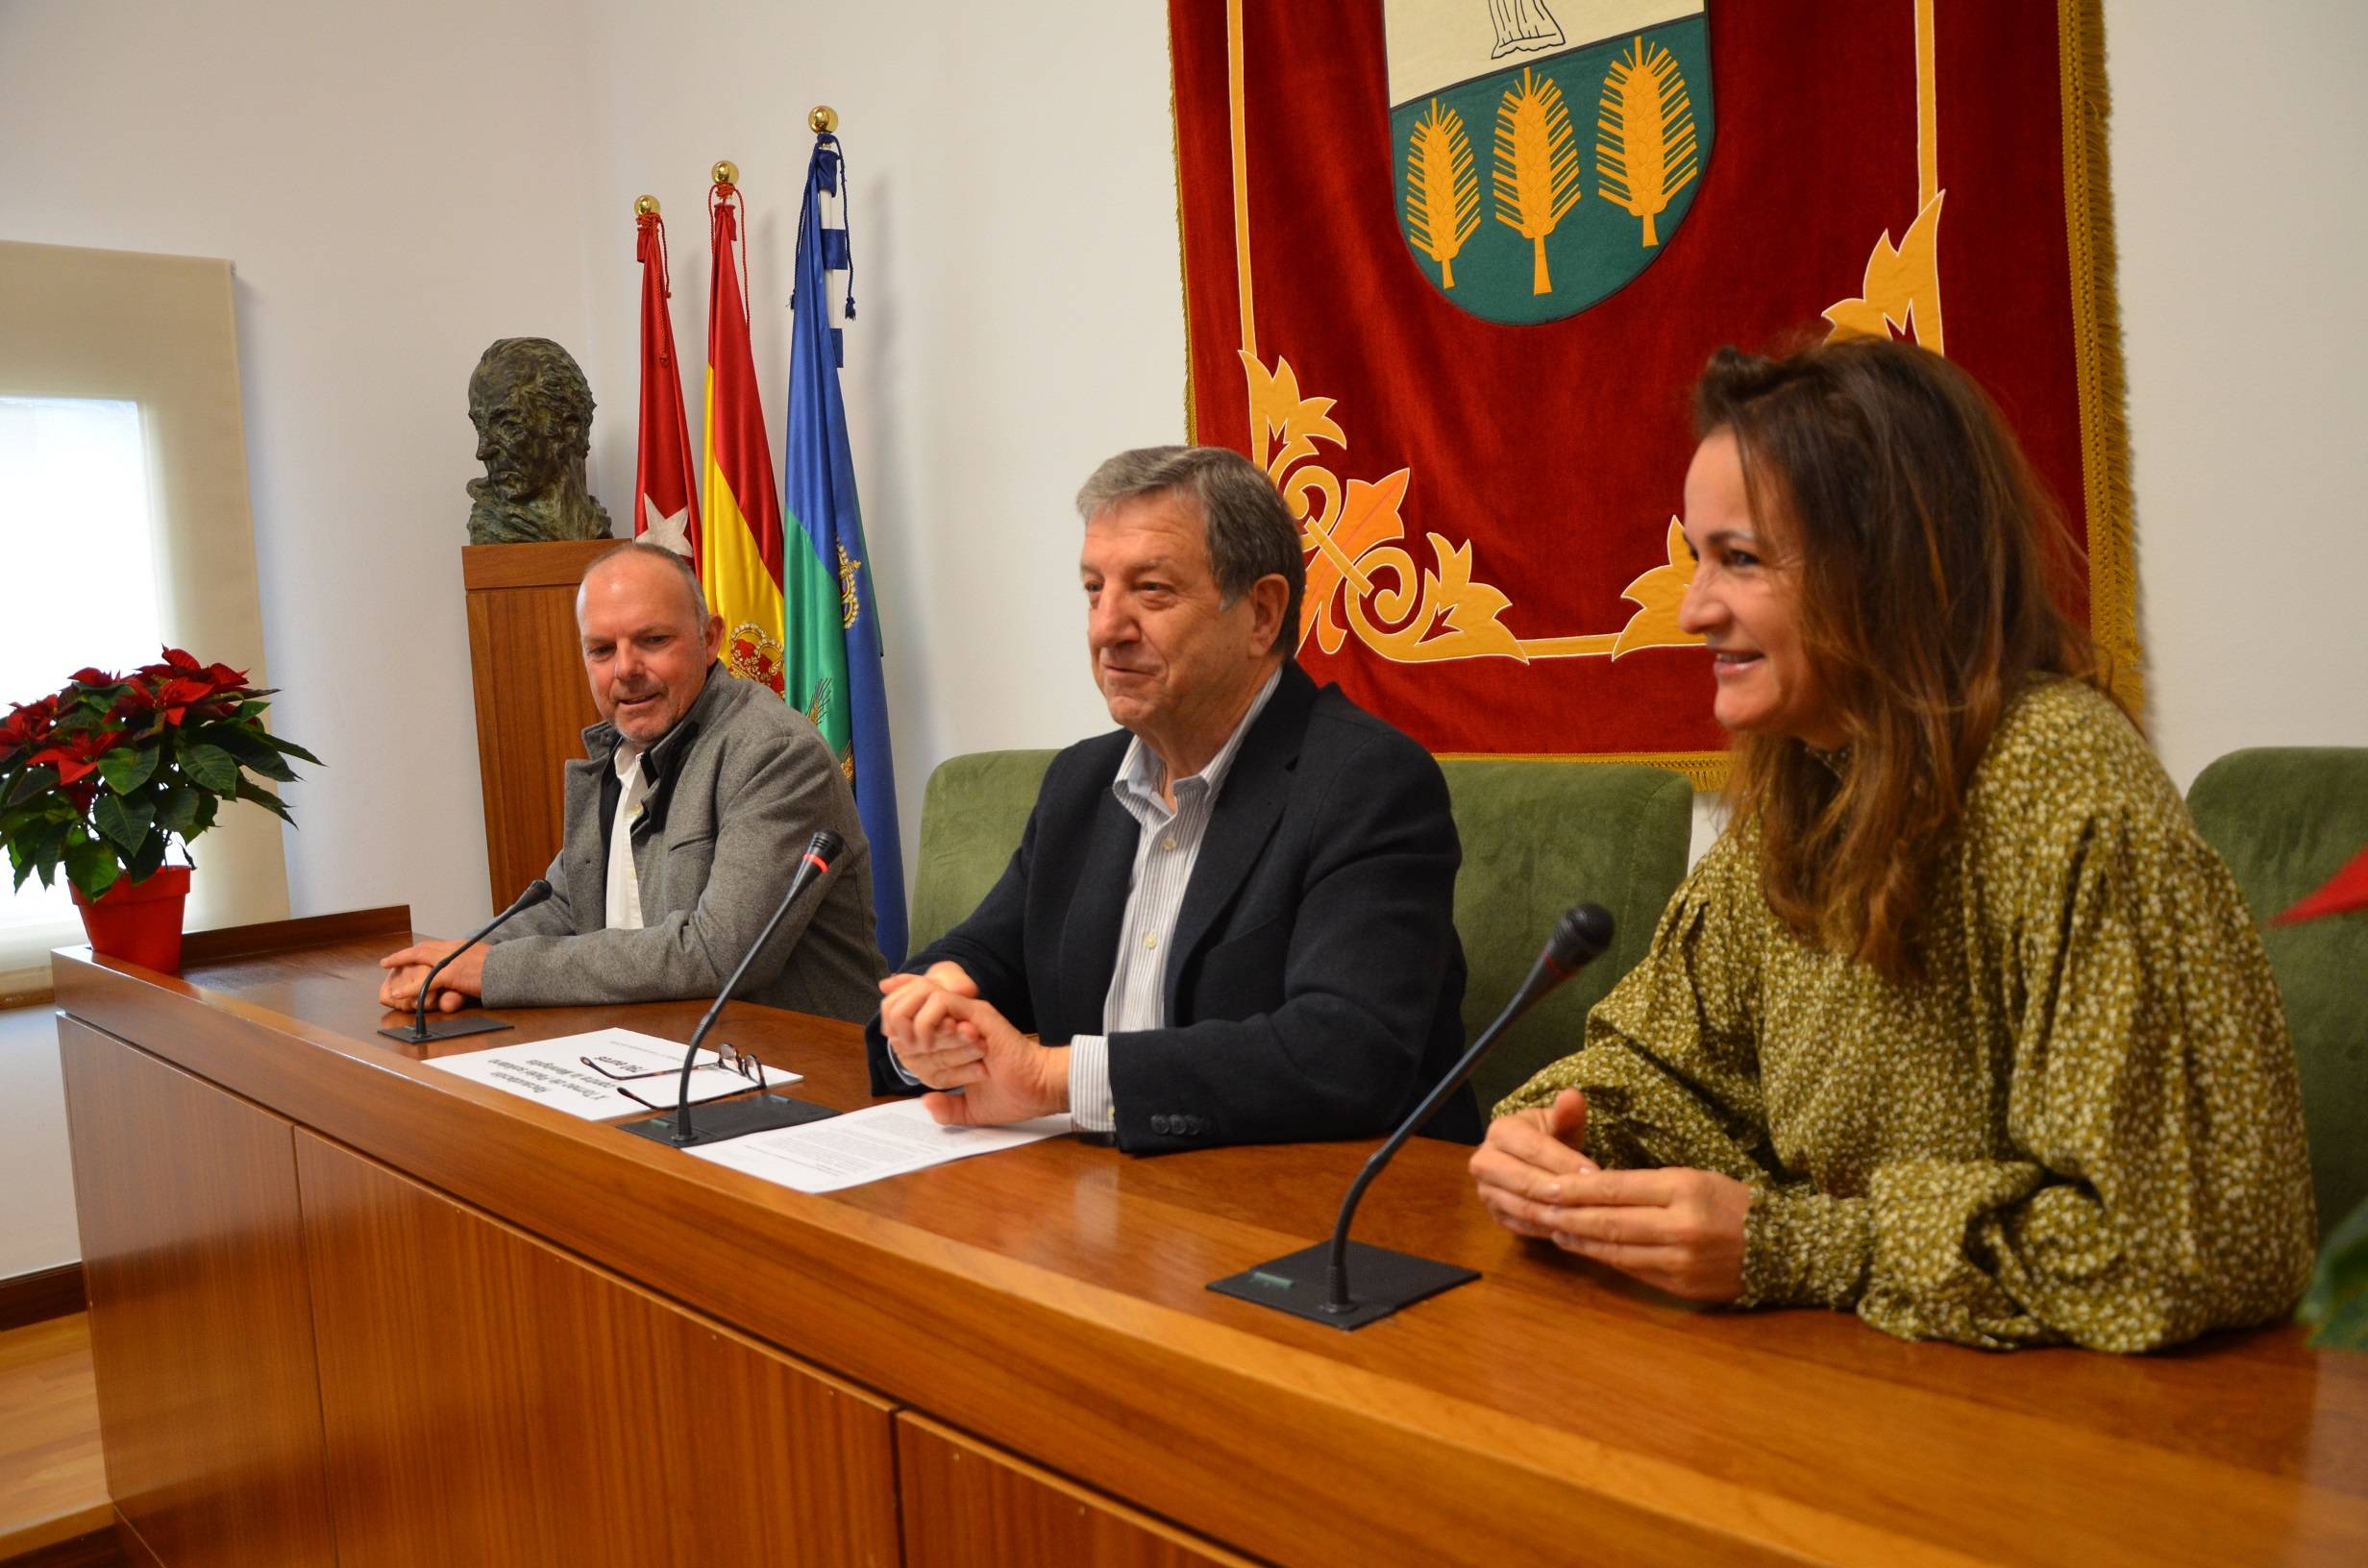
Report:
867,662,1477,1154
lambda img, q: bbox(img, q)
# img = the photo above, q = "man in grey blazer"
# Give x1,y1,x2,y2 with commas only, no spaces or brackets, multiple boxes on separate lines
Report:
378,543,884,1022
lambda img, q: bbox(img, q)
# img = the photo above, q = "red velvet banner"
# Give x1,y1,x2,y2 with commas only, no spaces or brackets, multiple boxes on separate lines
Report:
1171,0,2132,777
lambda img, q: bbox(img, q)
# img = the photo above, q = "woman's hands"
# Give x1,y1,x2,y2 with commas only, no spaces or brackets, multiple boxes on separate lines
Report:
1468,1089,1752,1304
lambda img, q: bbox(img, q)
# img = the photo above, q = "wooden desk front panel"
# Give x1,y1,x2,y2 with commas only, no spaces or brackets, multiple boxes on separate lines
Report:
56,1020,336,1568
293,1128,900,1568
897,1413,1260,1568
51,930,2368,1568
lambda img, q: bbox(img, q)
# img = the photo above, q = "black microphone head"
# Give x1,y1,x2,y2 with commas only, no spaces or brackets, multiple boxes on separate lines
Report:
1547,904,1614,970
517,877,555,908
804,829,845,870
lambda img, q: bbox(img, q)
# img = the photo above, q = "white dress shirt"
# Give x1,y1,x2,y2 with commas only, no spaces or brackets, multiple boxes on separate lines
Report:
604,741,650,932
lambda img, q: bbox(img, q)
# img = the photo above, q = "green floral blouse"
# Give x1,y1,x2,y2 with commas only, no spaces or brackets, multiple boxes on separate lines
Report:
1498,680,2317,1351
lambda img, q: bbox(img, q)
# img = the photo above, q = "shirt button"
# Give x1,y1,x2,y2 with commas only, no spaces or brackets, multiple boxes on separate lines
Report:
1144,933,1158,950
1162,835,1178,851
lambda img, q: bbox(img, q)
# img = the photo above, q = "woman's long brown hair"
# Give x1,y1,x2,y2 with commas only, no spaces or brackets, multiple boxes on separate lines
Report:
1696,338,2114,980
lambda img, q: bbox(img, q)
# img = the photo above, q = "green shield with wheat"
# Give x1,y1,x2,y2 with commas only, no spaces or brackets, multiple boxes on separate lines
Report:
1388,1,1713,325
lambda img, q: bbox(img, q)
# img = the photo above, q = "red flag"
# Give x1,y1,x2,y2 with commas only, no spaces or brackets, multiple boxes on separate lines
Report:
633,202,701,569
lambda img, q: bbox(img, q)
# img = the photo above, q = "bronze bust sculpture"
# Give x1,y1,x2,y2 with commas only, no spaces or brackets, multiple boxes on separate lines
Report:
465,338,614,545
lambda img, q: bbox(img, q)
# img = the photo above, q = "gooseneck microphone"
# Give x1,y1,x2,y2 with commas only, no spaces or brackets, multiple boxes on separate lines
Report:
1210,903,1615,1330
378,878,555,1044
618,830,845,1149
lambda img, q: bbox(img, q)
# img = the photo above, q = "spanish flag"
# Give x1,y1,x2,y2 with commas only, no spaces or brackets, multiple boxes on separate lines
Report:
700,168,786,695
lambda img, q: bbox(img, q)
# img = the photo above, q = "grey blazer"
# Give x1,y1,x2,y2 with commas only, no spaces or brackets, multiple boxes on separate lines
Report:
481,663,886,1022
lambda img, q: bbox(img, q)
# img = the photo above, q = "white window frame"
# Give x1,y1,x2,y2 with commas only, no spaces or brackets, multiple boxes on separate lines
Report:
0,240,289,997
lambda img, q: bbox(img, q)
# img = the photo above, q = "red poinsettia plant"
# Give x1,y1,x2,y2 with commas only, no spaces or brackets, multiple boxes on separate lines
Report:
0,649,321,902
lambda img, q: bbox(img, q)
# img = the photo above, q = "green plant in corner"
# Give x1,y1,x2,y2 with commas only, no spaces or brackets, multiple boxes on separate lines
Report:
2301,1192,2368,1351
0,649,322,900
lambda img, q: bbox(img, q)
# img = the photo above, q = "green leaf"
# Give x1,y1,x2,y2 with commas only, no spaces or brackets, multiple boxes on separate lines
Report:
238,748,298,784
259,731,324,769
127,828,168,882
181,742,240,796
7,765,59,807
64,835,120,902
206,724,274,765
2302,1191,2368,1351
190,791,218,836
11,815,68,890
154,786,201,836
93,792,157,853
235,777,296,825
95,742,161,795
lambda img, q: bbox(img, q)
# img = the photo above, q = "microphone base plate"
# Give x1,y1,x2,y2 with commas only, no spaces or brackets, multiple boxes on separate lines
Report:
616,1092,840,1148
1208,1240,1478,1330
376,1016,515,1045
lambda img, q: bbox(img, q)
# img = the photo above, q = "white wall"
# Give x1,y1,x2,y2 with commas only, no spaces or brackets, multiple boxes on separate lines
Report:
572,0,1186,870
1,0,2361,1273
0,1007,78,1278
0,0,604,941
2105,0,2368,781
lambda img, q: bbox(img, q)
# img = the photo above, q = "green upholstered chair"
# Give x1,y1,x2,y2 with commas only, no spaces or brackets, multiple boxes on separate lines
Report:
905,747,1697,1119
2186,748,2368,1241
1443,761,1694,1114
907,749,1056,953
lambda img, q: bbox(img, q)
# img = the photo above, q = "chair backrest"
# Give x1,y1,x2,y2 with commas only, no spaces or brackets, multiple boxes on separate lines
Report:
1442,760,1694,1113
909,747,1697,1116
2187,747,2368,1240
908,749,1056,953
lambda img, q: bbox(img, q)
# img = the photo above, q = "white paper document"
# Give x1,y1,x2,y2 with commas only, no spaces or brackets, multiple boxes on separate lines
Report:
421,1028,802,1121
686,1097,1071,1193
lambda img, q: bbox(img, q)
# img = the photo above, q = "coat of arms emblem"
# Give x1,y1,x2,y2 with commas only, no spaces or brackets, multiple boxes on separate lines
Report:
1388,1,1714,324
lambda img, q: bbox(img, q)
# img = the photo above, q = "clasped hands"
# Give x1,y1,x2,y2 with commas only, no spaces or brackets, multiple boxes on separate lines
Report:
376,939,485,1015
1468,1088,1751,1304
876,962,1070,1127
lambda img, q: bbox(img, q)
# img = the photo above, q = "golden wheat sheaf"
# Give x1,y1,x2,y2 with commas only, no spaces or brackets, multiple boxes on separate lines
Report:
1596,37,1699,249
1492,66,1583,294
1405,98,1482,289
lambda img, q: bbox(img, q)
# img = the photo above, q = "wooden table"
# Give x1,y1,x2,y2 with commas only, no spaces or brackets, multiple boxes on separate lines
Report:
50,912,2368,1567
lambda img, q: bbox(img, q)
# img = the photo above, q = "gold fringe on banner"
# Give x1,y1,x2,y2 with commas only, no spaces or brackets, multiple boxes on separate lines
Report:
1439,748,1731,792
2060,0,2143,721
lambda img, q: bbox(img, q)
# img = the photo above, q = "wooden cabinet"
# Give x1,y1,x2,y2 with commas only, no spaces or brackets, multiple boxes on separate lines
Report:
57,1020,336,1568
296,1129,900,1568
897,1414,1258,1568
461,538,621,909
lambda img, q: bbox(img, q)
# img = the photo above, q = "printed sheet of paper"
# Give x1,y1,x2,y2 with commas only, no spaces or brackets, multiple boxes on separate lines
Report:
421,1027,802,1121
687,1097,1070,1193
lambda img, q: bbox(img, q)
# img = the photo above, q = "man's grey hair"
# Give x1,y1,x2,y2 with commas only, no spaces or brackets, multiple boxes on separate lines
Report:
1074,446,1304,657
579,540,709,624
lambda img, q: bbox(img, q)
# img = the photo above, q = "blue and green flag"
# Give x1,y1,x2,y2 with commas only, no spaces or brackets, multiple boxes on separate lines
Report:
782,130,906,964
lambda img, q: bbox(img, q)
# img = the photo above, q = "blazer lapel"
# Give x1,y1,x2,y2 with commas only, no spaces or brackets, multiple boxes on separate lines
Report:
560,754,608,916
1162,665,1313,1015
1057,784,1139,1033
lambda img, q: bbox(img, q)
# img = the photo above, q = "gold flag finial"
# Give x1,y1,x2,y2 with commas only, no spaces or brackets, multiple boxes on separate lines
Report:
633,194,660,216
711,159,739,186
808,105,839,133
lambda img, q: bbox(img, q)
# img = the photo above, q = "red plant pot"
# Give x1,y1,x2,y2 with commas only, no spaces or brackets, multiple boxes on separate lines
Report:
71,865,191,973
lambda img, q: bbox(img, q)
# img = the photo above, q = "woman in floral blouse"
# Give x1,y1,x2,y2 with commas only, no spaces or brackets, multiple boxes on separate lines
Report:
1469,339,2315,1351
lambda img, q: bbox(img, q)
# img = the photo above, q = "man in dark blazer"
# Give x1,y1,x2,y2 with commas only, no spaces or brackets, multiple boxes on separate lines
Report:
870,446,1476,1154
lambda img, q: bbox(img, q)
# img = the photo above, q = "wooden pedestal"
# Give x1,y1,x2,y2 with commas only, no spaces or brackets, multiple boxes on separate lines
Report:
460,539,622,910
